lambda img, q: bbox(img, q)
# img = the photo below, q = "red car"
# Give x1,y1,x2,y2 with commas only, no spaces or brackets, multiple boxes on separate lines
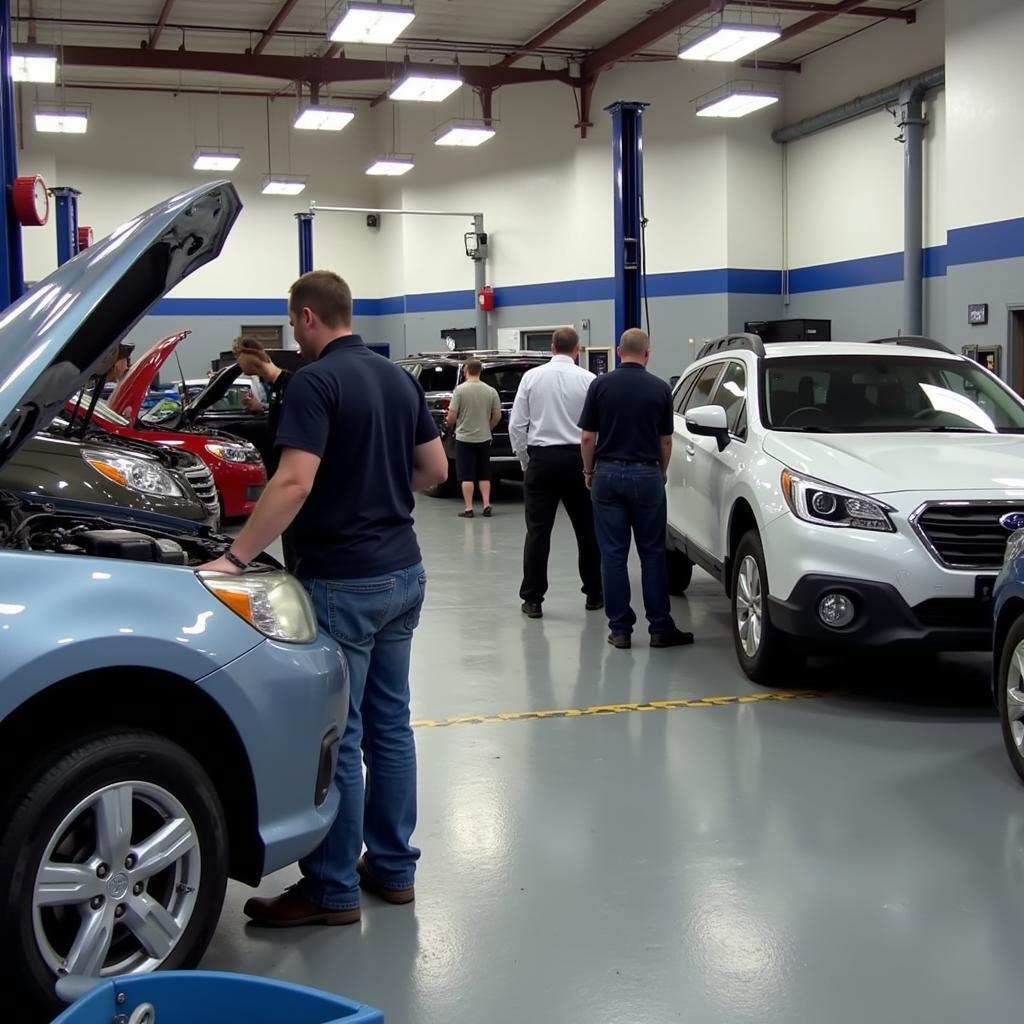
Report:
79,330,267,518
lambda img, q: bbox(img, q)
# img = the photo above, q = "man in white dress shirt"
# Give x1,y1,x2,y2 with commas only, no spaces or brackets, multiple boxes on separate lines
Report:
509,327,603,619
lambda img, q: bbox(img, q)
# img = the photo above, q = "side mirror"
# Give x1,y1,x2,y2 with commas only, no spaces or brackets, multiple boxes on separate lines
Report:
685,405,731,451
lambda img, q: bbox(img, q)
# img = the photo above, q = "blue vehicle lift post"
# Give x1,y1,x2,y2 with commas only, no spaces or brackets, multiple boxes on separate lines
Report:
0,0,24,306
53,187,82,266
607,101,648,362
296,212,314,275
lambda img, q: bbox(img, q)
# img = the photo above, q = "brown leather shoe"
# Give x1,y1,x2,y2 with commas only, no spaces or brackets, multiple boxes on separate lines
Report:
243,886,360,927
608,633,632,649
357,855,415,905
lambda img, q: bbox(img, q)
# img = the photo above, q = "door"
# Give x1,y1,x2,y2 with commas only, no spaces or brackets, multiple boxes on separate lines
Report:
702,361,750,559
669,361,725,561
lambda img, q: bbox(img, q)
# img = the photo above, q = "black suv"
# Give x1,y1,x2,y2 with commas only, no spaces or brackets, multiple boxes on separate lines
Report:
398,350,550,495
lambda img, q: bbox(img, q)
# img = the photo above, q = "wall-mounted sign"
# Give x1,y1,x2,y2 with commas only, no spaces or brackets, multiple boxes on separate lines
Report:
587,347,611,376
968,303,989,326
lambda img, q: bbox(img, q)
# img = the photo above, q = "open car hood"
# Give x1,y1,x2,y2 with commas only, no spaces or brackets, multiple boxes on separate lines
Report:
0,181,242,470
184,362,245,420
109,329,190,425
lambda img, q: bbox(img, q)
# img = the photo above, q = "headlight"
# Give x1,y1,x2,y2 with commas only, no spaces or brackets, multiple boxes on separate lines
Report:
205,442,261,465
1005,529,1024,568
83,450,183,498
197,570,317,643
781,469,894,532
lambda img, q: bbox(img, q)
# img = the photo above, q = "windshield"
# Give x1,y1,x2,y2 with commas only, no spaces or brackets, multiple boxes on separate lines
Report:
764,355,1024,433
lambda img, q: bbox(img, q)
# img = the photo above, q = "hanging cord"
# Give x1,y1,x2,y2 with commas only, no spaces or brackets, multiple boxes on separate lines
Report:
265,96,272,174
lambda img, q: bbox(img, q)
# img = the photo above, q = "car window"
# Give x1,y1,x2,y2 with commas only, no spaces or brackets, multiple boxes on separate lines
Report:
418,363,458,392
683,363,725,413
481,366,529,401
673,371,700,413
764,355,1024,433
709,361,748,438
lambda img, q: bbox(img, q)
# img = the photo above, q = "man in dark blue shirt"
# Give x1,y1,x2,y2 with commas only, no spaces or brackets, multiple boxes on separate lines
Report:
579,328,693,650
200,270,448,927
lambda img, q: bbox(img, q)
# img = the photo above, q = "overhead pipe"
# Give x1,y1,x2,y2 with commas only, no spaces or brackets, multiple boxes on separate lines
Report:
773,66,944,337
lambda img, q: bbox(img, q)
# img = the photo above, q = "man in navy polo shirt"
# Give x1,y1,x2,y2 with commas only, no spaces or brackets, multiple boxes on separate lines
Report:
579,328,694,651
200,270,449,926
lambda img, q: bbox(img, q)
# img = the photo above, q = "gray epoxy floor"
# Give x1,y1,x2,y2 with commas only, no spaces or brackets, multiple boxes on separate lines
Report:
214,489,1024,1022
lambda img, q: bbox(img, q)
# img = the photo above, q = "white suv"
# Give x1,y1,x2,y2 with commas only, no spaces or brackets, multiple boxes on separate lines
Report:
666,334,1024,681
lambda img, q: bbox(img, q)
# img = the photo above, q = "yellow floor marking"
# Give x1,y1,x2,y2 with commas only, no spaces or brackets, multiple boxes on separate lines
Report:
412,690,833,729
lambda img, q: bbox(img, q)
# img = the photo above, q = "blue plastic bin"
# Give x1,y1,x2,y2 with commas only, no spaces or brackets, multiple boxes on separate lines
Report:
51,972,384,1024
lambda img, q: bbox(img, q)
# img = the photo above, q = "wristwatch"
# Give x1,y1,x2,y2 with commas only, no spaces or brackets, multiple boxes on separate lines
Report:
224,550,248,571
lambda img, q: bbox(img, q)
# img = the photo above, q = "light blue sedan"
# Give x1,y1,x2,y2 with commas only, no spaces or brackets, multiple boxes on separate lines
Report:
0,182,348,1017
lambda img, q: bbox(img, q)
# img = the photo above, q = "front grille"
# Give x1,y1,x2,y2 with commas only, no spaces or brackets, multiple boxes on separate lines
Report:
183,464,219,514
913,501,1022,570
914,598,992,629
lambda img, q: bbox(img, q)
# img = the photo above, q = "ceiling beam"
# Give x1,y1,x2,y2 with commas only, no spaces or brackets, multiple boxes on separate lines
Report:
582,0,712,77
770,0,874,46
499,0,612,68
731,0,915,20
148,0,177,49
45,45,578,89
253,0,303,56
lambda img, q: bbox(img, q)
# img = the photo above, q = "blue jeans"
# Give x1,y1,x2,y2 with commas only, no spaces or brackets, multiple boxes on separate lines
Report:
298,563,426,910
591,463,675,637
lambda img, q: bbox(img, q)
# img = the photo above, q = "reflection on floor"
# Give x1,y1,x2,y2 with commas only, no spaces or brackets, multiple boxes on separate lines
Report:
214,486,1019,1024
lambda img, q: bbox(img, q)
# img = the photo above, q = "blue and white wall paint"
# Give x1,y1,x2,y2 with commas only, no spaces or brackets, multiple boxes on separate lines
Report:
16,0,1024,384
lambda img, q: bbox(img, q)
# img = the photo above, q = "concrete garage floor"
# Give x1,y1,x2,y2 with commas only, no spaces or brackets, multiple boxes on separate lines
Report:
215,489,1024,1023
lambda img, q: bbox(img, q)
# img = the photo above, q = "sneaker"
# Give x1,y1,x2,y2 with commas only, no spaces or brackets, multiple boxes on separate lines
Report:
650,628,695,648
357,855,415,905
243,886,360,928
521,601,543,619
607,633,631,649
585,595,605,611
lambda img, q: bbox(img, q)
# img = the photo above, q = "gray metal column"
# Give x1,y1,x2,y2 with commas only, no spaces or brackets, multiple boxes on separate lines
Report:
899,85,926,336
473,213,488,348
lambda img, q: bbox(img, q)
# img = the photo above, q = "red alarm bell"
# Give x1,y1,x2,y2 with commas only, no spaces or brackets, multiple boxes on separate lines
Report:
78,226,94,251
477,286,495,312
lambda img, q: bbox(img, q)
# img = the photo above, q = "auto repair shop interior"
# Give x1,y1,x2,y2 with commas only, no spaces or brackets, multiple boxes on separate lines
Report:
3,0,1024,1021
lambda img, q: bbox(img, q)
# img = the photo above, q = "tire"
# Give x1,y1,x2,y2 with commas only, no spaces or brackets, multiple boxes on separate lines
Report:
424,460,458,498
998,616,1024,785
667,548,694,596
731,530,803,684
0,731,229,1018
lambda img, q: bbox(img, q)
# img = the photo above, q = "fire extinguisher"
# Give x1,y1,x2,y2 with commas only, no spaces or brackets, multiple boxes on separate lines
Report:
477,286,495,312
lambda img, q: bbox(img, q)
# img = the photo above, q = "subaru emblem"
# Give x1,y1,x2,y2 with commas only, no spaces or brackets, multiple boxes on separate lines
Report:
1000,512,1024,532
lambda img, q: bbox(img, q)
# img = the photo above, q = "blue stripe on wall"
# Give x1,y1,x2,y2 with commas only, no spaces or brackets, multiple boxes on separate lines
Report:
145,215,1024,317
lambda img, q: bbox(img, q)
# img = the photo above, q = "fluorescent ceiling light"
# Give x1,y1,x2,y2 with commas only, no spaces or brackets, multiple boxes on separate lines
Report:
329,1,415,44
293,104,356,131
434,120,495,147
192,148,241,171
12,53,57,83
679,23,781,62
695,82,780,118
389,74,461,103
35,108,88,134
261,175,307,195
366,154,415,176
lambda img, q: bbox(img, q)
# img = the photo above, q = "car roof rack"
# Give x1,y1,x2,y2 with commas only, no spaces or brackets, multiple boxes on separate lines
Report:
696,333,765,360
405,349,550,360
862,335,951,353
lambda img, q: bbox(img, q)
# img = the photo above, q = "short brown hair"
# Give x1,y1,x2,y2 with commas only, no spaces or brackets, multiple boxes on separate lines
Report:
552,327,579,355
619,328,650,357
232,335,270,363
289,270,353,329
465,358,483,377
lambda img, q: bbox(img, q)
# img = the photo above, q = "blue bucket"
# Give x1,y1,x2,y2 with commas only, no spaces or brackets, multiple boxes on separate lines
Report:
51,972,384,1024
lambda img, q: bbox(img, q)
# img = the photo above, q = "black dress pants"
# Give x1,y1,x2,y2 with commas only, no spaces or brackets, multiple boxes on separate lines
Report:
520,445,603,604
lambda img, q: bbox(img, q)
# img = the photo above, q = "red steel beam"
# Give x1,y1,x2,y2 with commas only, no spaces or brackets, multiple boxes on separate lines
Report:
582,0,712,77
253,0,303,56
148,0,177,48
732,0,915,19
47,45,577,89
499,0,612,68
771,0,874,45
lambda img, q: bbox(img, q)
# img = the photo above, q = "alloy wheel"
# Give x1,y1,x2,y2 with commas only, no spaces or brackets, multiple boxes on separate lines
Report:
1007,640,1024,757
736,555,763,658
32,781,201,979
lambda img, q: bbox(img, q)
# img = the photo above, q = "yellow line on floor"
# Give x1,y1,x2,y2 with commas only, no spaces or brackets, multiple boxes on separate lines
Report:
412,690,832,729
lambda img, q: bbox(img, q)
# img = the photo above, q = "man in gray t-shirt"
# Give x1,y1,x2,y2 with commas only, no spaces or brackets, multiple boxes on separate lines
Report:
445,359,502,518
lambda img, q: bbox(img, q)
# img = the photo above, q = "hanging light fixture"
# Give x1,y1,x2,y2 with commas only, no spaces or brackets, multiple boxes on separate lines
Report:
389,73,462,103
679,23,781,62
293,104,356,130
694,81,779,118
192,149,241,170
329,2,416,45
262,175,308,195
35,104,88,134
12,47,58,83
434,119,495,147
366,154,415,176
